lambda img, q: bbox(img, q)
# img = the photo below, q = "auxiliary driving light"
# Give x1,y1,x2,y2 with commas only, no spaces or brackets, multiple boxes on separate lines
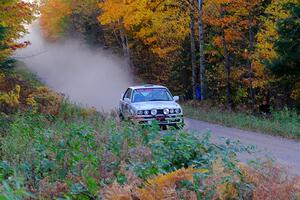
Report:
137,110,143,115
163,108,170,115
144,110,149,115
151,109,157,116
175,108,181,114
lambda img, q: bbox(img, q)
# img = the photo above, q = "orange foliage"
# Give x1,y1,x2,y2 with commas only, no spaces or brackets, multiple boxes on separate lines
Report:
98,0,190,57
240,162,300,200
40,0,72,41
102,167,207,200
27,87,63,115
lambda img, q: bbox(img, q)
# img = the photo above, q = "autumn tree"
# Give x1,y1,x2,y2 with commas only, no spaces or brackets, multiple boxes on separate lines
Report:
202,0,266,108
252,0,298,104
99,0,190,66
197,0,205,100
268,2,300,108
98,0,132,65
40,0,72,41
0,0,35,67
38,0,300,110
204,0,244,108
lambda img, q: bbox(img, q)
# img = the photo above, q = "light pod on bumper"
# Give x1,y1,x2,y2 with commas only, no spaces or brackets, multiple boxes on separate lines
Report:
144,110,149,115
175,108,181,114
163,108,170,115
137,110,143,115
151,109,157,116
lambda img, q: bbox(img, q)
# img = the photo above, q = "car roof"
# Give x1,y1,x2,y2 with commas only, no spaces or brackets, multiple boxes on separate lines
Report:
129,84,167,90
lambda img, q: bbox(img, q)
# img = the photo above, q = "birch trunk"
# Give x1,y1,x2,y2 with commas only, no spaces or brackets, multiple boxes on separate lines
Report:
119,28,132,68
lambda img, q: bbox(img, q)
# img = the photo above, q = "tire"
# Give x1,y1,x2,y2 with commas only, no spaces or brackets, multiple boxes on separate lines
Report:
174,120,185,130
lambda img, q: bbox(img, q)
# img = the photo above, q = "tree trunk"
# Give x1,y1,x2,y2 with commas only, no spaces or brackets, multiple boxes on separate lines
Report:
119,27,132,68
247,13,256,109
190,2,197,100
220,5,232,109
198,0,205,100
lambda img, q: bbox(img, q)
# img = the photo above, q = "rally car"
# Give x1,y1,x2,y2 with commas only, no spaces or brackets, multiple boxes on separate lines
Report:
119,84,184,129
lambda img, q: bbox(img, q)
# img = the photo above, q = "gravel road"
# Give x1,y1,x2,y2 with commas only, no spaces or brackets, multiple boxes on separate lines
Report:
185,118,300,174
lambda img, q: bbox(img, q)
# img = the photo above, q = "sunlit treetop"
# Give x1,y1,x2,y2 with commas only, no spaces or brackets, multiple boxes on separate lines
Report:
99,0,190,57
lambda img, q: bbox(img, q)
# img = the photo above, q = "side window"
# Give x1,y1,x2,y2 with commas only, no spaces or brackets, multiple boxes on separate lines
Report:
123,88,132,100
126,89,132,100
123,88,129,100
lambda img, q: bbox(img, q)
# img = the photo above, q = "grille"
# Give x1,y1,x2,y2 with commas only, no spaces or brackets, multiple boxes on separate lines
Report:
157,109,164,115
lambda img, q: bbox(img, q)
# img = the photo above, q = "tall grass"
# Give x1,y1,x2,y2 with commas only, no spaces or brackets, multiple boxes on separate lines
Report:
183,104,300,139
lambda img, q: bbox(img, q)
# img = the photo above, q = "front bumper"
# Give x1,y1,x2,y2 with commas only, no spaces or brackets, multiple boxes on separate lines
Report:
130,114,184,126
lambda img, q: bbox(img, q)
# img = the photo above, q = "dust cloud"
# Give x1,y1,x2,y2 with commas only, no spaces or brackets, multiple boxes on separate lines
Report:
15,21,133,112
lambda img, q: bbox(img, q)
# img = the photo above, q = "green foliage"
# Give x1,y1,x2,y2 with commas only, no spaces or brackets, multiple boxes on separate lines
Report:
0,162,33,200
268,2,300,107
0,104,255,198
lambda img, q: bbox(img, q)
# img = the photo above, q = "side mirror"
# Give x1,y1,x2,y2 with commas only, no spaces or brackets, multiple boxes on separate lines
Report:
173,96,179,102
124,98,131,103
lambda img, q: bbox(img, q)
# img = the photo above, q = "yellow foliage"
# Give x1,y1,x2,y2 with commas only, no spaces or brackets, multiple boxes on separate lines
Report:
28,87,63,115
80,107,97,117
209,157,238,200
137,167,204,199
291,82,300,100
98,0,190,57
103,167,208,200
0,73,5,85
255,0,297,62
40,0,72,41
0,1,35,62
26,94,37,109
0,84,21,108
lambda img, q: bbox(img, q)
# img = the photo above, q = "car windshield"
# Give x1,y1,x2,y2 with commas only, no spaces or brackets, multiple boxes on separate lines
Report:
132,88,173,103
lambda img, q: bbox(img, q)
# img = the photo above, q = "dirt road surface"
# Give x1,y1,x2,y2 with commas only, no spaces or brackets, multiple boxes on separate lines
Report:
185,118,300,174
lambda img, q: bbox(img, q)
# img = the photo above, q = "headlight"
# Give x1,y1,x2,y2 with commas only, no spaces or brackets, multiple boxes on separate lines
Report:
169,109,174,114
137,110,143,115
144,110,149,115
175,108,181,114
151,109,157,115
163,108,169,115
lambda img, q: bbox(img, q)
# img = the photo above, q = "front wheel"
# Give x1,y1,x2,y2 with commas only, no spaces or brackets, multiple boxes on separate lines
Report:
160,125,168,130
173,124,184,130
174,120,185,130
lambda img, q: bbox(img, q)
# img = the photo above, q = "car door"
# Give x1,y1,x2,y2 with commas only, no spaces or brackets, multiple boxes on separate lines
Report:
121,88,132,118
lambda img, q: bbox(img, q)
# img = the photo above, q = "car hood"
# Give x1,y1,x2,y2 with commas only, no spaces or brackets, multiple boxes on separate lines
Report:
131,101,181,110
